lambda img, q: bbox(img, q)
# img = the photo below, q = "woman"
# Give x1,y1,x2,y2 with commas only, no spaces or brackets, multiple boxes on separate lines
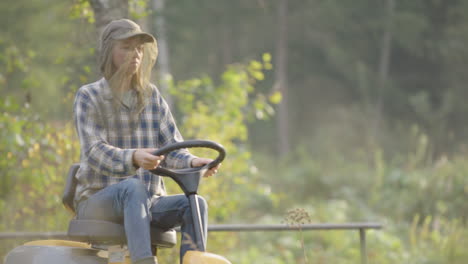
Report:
73,19,219,264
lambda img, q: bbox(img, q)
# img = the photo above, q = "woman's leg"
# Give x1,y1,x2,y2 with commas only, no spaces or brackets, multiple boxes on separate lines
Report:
150,194,208,264
76,178,154,264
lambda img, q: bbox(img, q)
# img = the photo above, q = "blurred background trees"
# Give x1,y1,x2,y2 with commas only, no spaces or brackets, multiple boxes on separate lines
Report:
1,0,467,263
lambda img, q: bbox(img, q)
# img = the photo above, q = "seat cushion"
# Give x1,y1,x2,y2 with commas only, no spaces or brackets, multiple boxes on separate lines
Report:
67,219,176,248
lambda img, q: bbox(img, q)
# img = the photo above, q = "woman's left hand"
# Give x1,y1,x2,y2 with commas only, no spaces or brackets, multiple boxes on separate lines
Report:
191,157,221,177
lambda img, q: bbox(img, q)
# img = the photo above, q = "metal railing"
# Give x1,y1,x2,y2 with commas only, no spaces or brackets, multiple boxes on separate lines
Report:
0,222,382,264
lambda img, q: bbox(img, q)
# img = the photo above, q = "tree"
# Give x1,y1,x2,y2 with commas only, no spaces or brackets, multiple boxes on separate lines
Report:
274,0,290,155
371,0,396,143
89,0,129,36
151,0,173,105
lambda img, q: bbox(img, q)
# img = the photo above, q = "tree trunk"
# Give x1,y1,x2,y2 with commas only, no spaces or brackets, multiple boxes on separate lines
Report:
372,0,395,142
89,0,129,37
151,0,172,106
274,0,290,156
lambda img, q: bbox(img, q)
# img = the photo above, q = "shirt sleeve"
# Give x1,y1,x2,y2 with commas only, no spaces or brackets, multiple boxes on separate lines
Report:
74,88,138,177
156,91,197,169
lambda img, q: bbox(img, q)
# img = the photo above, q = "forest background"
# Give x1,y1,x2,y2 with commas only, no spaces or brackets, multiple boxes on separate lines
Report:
1,0,467,263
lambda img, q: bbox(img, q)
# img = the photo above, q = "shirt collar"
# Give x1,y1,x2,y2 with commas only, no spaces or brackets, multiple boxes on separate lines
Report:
99,78,114,100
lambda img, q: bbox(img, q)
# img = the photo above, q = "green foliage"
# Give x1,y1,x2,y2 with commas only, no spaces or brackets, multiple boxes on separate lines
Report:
153,60,278,262
0,111,78,230
239,133,468,264
0,0,95,119
129,0,151,19
70,0,94,23
0,96,80,257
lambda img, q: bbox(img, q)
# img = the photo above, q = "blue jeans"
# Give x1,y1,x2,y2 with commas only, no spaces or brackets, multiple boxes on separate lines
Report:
76,178,208,264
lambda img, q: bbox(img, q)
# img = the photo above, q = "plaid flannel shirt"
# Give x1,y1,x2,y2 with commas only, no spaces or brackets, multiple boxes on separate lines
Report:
73,78,196,204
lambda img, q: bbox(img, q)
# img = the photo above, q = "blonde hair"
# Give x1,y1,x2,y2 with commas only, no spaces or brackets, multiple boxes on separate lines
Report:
100,36,158,114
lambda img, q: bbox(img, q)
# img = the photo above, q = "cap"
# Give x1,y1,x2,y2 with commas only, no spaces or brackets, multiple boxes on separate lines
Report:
101,19,156,45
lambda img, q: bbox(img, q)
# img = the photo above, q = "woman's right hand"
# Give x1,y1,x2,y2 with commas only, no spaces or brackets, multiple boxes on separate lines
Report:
132,148,164,170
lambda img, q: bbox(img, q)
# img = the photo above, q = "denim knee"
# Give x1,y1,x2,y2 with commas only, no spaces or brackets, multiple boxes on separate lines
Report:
117,178,149,206
121,178,147,194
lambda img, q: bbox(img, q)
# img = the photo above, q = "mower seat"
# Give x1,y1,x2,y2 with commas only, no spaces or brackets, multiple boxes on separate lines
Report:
63,164,177,249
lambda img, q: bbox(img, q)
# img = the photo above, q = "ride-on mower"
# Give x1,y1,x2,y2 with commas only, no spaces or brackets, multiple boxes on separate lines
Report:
4,140,232,264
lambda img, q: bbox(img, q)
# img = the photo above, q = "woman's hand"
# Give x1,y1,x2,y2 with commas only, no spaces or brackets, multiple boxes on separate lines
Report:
191,157,221,177
133,148,164,170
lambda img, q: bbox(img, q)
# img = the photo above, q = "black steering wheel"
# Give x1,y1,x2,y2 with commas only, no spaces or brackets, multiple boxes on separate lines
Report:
149,140,226,195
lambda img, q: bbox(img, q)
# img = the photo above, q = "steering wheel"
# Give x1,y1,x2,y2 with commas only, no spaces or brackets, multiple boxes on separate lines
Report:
149,140,226,195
